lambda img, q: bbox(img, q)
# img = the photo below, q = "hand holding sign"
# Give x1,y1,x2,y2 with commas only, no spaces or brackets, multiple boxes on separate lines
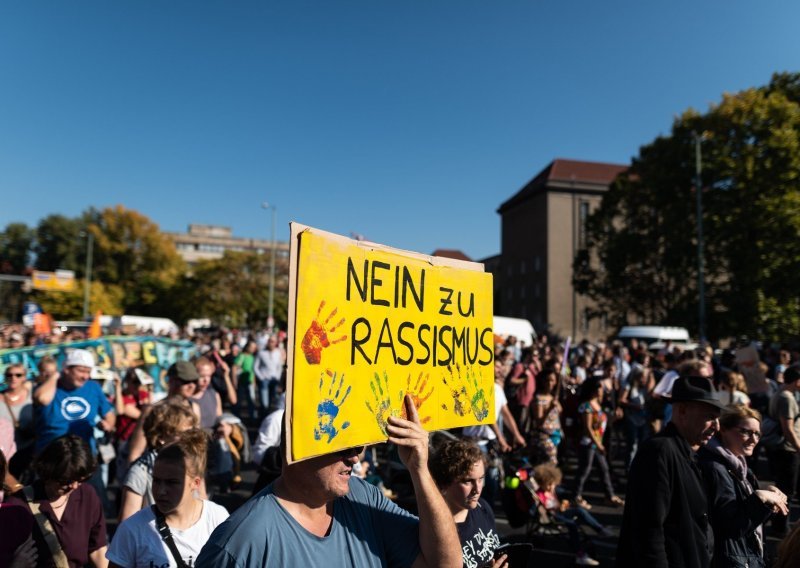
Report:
386,394,429,476
301,301,347,364
313,371,352,443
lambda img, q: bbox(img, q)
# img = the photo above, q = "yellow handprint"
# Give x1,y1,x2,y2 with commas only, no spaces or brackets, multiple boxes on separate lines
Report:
441,363,490,421
365,371,401,436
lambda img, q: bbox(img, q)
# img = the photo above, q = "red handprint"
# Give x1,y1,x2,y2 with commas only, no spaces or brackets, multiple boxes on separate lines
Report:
301,301,347,364
400,372,433,424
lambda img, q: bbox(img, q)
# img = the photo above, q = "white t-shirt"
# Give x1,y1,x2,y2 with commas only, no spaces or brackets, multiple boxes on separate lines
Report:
653,370,679,397
463,383,507,441
107,500,229,568
252,408,284,465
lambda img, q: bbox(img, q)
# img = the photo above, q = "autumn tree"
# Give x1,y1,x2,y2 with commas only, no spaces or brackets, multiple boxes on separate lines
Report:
574,73,800,342
30,280,125,320
88,205,186,315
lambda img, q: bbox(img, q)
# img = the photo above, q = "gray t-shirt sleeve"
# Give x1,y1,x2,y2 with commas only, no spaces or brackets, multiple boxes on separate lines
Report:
123,461,152,505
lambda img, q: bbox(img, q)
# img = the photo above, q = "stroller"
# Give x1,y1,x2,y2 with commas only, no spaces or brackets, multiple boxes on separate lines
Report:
501,453,600,564
501,453,567,537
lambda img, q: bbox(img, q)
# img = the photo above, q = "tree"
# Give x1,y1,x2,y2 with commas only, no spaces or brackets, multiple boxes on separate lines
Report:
0,222,34,274
174,250,289,328
89,205,186,315
575,73,800,342
30,280,125,320
33,214,84,273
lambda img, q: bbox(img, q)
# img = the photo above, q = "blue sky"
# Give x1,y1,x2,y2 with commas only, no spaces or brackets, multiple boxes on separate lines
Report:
1,1,797,261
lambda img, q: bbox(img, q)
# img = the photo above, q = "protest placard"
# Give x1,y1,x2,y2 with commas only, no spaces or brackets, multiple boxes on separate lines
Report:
286,223,494,463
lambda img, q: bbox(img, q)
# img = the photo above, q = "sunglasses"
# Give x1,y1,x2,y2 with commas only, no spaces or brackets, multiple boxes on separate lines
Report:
4,372,24,378
335,446,365,458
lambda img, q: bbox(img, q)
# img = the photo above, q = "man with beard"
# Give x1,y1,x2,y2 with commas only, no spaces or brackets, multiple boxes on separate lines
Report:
617,375,724,568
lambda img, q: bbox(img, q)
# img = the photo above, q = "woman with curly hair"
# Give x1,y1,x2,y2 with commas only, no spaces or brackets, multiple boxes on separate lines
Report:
430,439,507,568
119,401,198,522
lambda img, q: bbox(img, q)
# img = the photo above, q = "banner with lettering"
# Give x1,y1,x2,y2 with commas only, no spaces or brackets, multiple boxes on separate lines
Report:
286,223,494,462
0,336,196,393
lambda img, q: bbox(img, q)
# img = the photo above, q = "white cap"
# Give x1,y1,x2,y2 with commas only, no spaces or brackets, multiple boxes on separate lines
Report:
64,349,95,368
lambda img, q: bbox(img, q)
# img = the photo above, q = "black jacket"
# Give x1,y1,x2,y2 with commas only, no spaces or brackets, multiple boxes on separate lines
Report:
697,445,772,568
616,422,714,568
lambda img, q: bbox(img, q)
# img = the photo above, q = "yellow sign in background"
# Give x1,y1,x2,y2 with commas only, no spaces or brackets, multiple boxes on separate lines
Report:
287,224,494,462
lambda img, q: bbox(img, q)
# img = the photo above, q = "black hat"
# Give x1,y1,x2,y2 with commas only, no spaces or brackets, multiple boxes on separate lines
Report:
668,376,725,410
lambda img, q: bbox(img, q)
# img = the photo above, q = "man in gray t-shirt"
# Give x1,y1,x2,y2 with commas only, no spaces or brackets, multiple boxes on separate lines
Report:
197,396,461,567
766,365,800,535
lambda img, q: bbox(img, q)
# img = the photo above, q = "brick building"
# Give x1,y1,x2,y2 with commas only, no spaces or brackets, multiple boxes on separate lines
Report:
491,158,627,340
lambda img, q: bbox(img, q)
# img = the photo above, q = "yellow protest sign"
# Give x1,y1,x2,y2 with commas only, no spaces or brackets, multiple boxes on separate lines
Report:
286,223,494,463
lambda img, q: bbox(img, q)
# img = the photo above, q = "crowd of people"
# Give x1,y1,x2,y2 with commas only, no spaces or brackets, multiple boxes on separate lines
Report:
3,323,800,567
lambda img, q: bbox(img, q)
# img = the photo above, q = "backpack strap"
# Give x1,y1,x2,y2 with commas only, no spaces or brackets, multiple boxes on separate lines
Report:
152,505,189,568
22,485,70,568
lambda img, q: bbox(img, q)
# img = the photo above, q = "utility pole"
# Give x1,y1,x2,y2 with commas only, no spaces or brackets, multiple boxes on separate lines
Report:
82,231,94,320
262,202,277,331
694,132,706,343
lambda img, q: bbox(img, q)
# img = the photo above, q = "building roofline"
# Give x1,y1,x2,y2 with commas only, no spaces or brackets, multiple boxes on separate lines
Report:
498,158,628,214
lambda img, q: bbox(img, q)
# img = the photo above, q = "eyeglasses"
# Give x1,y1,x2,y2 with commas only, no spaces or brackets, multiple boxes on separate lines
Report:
736,427,761,441
4,373,24,378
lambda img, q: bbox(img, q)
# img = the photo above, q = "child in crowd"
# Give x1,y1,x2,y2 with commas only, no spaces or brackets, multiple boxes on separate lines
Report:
533,463,611,566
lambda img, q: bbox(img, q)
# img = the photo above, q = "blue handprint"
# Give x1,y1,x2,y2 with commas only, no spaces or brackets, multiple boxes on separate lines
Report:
314,371,352,443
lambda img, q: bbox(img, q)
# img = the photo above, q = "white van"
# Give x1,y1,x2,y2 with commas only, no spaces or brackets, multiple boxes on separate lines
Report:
493,316,536,348
617,326,693,350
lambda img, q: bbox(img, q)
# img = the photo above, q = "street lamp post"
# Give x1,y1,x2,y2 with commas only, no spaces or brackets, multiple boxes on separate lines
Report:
81,231,94,320
694,132,706,343
262,202,277,331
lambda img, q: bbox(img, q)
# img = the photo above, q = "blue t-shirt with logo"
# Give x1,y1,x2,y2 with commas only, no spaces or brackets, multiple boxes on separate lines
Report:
35,380,113,454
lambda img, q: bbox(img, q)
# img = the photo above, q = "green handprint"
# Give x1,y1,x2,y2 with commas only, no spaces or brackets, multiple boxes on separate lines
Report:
441,363,489,421
365,371,400,435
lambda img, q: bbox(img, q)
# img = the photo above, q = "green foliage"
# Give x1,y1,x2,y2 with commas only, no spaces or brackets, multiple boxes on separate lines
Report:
0,223,35,273
30,280,125,320
33,214,85,273
575,73,800,342
173,250,289,329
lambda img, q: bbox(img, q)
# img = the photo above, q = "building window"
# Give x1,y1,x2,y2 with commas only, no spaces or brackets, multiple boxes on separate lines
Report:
507,288,513,301
534,256,541,272
534,284,541,298
506,263,513,277
579,201,590,249
520,286,526,299
520,260,526,274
